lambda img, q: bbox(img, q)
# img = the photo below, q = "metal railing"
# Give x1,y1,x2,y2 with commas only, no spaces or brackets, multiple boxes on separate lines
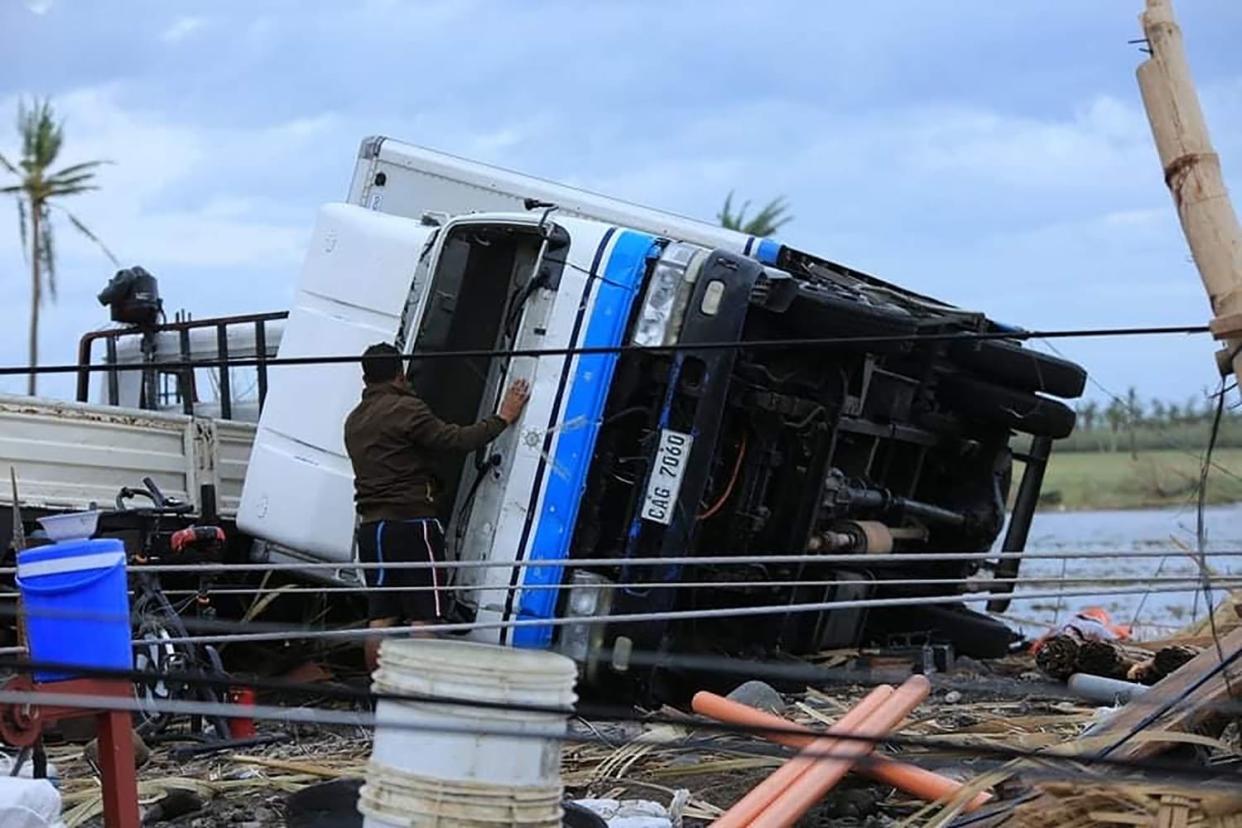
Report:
75,311,287,419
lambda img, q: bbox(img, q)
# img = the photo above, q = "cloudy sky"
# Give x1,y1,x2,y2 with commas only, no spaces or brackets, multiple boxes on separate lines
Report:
1,0,1241,406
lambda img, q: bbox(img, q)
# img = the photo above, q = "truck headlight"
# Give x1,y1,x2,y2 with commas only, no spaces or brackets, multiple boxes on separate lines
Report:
632,243,700,347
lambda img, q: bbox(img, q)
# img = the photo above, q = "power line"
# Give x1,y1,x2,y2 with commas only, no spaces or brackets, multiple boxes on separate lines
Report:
58,573,1237,599
129,583,1242,647
0,658,1238,788
10,640,1242,733
5,547,1239,578
1039,336,1242,486
1196,369,1237,697
1,579,1235,641
4,323,1211,377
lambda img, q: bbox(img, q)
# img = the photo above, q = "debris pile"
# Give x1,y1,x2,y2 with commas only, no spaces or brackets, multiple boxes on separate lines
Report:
1032,607,1207,708
1007,783,1242,828
54,729,369,827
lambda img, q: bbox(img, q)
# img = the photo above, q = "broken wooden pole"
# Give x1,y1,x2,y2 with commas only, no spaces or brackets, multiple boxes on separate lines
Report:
1137,0,1242,374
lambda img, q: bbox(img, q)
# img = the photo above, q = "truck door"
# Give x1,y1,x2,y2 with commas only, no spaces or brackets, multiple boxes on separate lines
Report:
237,204,437,562
451,222,659,647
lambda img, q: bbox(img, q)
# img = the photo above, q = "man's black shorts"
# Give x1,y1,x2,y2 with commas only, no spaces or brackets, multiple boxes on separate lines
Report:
356,518,447,623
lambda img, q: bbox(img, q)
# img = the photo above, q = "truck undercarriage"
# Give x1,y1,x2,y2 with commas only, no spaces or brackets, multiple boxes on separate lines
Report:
566,248,1085,683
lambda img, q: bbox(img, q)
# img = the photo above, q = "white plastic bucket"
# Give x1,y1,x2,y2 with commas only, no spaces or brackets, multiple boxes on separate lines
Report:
359,763,562,828
363,639,577,827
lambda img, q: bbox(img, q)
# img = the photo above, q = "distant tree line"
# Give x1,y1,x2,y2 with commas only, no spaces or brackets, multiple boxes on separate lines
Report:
1061,387,1242,453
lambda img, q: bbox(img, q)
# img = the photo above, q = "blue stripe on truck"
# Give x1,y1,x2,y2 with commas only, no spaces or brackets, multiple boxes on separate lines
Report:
756,238,781,265
511,229,656,648
499,228,616,644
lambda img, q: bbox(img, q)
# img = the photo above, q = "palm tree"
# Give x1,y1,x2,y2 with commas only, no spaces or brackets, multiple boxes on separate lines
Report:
718,191,793,237
1,98,117,396
1078,400,1099,431
1104,398,1127,452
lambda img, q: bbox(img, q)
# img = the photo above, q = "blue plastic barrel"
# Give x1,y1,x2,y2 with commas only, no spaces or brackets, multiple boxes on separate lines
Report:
16,539,131,682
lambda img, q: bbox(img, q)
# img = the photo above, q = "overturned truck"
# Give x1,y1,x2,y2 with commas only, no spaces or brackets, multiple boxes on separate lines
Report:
3,137,1085,698
233,137,1086,688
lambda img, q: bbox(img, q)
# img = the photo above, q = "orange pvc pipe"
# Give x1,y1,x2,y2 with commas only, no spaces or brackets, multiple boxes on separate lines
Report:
750,675,933,828
710,685,894,828
691,691,991,812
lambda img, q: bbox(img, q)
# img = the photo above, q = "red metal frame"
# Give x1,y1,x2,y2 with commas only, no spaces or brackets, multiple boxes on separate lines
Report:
0,676,139,827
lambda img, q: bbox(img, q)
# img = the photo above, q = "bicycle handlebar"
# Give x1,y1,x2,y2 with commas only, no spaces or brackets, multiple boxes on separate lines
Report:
115,479,192,515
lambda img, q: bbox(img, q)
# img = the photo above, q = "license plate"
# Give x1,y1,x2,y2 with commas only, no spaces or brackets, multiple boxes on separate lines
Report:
641,428,694,525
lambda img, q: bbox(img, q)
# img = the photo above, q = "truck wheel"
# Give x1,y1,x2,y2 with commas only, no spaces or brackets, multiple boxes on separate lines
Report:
940,375,1077,439
949,340,1086,399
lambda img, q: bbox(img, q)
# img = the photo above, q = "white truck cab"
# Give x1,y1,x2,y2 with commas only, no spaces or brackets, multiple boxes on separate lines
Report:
238,199,737,651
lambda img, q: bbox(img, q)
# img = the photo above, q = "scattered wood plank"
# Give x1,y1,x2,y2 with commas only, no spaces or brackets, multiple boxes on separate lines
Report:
228,753,358,779
1082,625,1242,761
1157,795,1192,828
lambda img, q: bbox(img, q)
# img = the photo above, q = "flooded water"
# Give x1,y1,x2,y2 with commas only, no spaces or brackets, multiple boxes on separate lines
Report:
996,503,1242,640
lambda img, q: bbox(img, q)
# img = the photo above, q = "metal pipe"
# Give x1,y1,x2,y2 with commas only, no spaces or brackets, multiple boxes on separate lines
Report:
830,485,967,528
140,330,157,410
150,583,1242,647
178,326,193,415
255,319,268,410
892,496,967,527
216,325,231,420
105,337,119,406
1,547,1239,576
72,311,287,402
74,574,1242,598
0,685,1229,786
989,434,1053,613
1067,673,1149,705
74,330,101,401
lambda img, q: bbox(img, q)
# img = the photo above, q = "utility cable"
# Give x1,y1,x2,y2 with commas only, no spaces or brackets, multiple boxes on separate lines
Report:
89,573,1242,599
5,547,1241,577
0,581,1236,644
0,657,1239,789
2,323,1212,377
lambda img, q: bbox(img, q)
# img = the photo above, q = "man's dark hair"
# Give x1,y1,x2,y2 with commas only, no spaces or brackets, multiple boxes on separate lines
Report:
361,343,403,383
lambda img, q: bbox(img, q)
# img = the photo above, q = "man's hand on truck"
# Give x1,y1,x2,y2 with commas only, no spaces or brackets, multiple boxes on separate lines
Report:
499,379,531,424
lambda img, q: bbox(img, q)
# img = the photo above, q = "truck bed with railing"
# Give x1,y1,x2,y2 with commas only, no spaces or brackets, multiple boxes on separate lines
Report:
1,311,280,547
0,393,253,521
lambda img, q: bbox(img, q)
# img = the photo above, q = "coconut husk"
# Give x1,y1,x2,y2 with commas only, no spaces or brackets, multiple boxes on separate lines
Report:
1036,635,1081,680
1154,643,1202,677
1076,639,1144,680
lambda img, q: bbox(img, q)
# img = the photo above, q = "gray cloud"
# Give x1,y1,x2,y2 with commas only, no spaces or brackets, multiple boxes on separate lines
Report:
1,1,1241,404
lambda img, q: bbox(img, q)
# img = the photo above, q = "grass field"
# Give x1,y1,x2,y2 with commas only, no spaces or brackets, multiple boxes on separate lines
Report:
1036,448,1242,511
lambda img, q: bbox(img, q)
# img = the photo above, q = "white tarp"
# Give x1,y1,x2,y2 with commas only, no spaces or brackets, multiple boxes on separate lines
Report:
0,777,63,828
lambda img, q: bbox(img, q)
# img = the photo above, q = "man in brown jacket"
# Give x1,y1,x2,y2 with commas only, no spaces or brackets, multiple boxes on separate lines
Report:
344,342,529,669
